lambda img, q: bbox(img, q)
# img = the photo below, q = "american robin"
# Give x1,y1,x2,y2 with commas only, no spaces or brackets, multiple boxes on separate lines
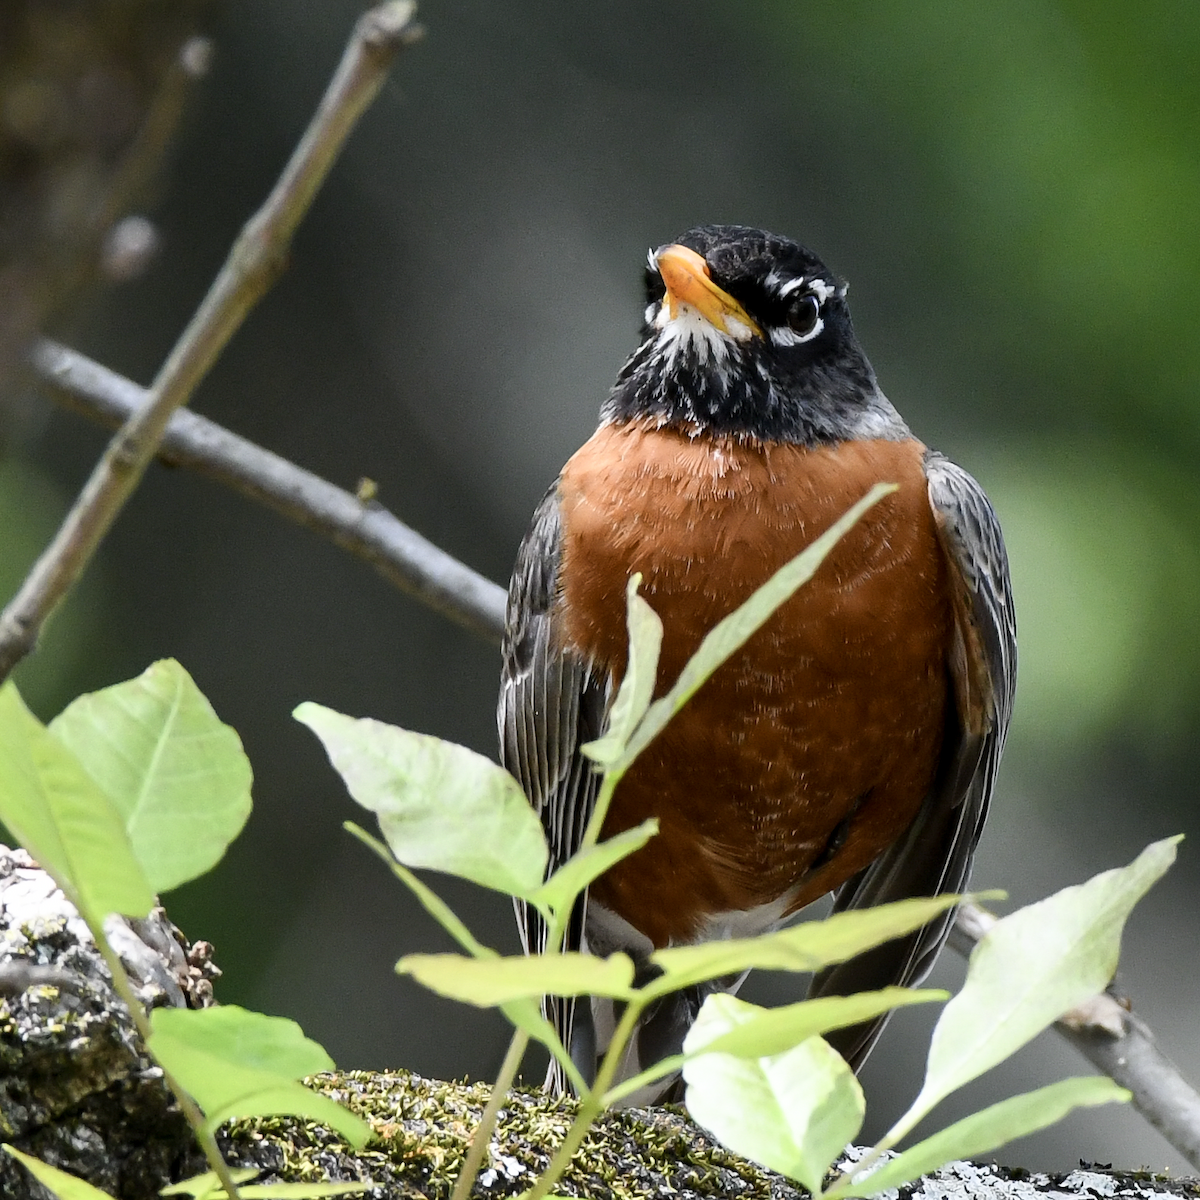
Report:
498,225,1016,1098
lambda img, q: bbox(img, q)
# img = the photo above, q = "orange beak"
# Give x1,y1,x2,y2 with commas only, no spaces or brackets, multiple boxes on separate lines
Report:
655,244,762,338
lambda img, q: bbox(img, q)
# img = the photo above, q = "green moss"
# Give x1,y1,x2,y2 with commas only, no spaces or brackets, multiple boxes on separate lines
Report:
220,1069,789,1200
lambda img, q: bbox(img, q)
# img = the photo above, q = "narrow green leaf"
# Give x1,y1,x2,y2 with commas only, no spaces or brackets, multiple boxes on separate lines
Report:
619,483,897,771
647,892,979,997
3,1146,115,1200
345,821,492,958
163,1179,367,1200
529,819,659,913
397,950,635,1005
582,575,662,766
0,681,154,922
343,819,586,1087
148,1007,370,1149
902,838,1178,1129
295,703,547,898
498,997,589,1095
684,1035,864,1196
236,1188,371,1198
840,1077,1129,1197
685,988,948,1061
50,659,253,893
160,1168,259,1197
607,987,947,1108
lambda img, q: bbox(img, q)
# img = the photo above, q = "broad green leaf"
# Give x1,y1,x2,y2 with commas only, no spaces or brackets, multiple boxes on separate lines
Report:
685,1035,864,1196
153,1005,334,1077
397,950,635,1005
160,1168,258,1197
647,892,980,997
899,837,1177,1133
296,703,547,898
685,988,948,1061
529,819,659,913
839,1077,1129,1197
50,659,253,893
148,1007,370,1148
3,1145,114,1200
619,483,896,771
0,682,154,923
582,575,662,766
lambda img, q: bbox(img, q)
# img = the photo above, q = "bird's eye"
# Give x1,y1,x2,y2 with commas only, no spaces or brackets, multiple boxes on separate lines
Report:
787,295,821,338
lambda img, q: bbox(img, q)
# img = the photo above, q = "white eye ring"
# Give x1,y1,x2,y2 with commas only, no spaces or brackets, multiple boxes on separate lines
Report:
768,317,824,347
768,294,824,346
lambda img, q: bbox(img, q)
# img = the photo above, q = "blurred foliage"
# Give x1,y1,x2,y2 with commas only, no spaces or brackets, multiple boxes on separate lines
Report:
741,0,1200,753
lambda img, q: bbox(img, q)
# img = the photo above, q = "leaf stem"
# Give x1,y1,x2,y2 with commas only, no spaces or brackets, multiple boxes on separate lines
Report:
579,770,622,857
450,1028,530,1200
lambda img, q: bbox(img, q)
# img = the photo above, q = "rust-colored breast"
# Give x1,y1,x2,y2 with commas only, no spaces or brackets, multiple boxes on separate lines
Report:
556,420,955,947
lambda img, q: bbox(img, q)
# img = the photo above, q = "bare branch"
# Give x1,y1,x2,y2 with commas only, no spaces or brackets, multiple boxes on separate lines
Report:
0,1,423,682
29,339,508,643
952,901,1200,1170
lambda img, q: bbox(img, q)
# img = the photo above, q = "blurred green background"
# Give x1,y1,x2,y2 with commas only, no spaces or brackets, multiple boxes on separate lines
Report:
3,0,1199,1174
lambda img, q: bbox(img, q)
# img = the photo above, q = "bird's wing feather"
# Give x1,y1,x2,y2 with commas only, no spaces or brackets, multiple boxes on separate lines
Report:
498,485,608,1087
810,450,1017,1069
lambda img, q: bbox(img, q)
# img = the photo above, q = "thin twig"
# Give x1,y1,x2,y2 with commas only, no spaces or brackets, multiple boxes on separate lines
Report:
951,901,1200,1170
28,339,508,643
0,1,423,682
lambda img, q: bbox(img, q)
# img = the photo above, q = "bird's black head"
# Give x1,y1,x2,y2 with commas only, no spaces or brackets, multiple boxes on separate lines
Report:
602,225,906,445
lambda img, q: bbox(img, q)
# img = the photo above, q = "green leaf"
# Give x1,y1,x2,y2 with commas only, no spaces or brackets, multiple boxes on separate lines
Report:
0,681,154,922
3,1145,115,1200
647,892,979,997
234,1188,371,1198
900,837,1178,1131
396,950,635,1005
582,574,662,766
684,1035,864,1196
160,1168,259,1197
685,988,948,1061
164,1183,368,1200
619,483,896,771
50,659,253,893
295,703,547,898
529,819,659,913
342,824,596,1088
153,1004,334,1077
148,1006,370,1149
345,821,492,957
839,1077,1130,1197
498,997,589,1095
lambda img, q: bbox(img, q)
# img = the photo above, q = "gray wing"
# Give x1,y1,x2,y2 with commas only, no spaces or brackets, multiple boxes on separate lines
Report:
811,450,1017,1068
497,485,608,1088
